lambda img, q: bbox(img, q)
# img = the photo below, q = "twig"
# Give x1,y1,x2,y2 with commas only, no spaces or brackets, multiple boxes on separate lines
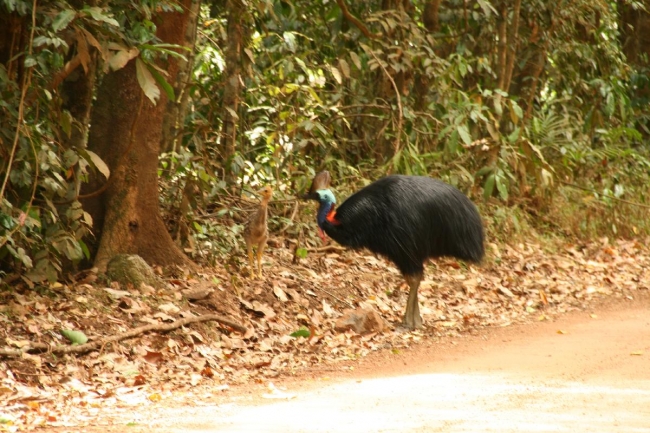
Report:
313,286,355,308
0,313,247,358
279,199,300,235
336,0,379,39
309,245,348,253
286,238,347,253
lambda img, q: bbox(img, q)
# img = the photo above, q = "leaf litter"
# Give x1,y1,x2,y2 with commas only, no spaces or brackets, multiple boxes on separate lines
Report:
0,237,649,431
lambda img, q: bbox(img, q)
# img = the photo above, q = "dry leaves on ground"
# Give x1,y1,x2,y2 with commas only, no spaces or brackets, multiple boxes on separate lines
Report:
0,237,649,431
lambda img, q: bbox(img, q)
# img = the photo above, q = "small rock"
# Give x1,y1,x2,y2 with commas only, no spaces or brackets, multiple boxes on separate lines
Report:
106,254,162,289
183,288,214,301
334,308,385,335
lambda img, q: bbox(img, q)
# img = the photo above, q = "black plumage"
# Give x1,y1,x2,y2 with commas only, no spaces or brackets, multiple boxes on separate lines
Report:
305,173,484,329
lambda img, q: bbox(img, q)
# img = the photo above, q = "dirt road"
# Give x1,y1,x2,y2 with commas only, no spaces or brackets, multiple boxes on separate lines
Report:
50,294,650,433
140,294,650,432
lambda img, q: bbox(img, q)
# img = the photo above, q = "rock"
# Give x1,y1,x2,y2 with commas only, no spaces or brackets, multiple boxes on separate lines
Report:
182,288,214,301
106,254,162,289
334,308,385,335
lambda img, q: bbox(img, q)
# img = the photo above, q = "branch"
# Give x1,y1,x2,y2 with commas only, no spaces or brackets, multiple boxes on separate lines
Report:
336,0,380,39
503,0,522,92
49,54,83,92
0,313,247,358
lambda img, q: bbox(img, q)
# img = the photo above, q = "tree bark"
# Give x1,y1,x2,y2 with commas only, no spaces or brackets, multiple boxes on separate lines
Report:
619,0,650,106
60,29,98,201
160,0,201,154
220,0,249,182
83,1,197,272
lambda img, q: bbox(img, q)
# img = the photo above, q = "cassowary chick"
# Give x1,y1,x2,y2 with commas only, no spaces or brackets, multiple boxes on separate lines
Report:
243,185,273,278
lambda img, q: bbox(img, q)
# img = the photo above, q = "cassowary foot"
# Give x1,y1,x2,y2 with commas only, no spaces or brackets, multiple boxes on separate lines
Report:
401,311,423,329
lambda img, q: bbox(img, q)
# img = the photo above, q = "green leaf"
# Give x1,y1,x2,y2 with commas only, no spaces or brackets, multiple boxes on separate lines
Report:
507,127,520,144
84,150,110,179
61,329,88,345
59,110,73,138
510,101,523,123
457,124,472,146
338,58,350,78
53,9,76,32
349,51,362,70
483,173,495,200
225,107,239,120
78,240,90,260
83,6,119,27
295,247,308,259
64,238,84,261
493,96,502,116
24,56,37,68
330,65,342,84
290,327,310,338
147,64,175,101
447,130,459,153
495,175,508,201
135,58,160,105
476,0,496,17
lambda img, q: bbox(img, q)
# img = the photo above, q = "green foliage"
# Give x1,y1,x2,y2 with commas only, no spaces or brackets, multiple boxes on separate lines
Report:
290,327,310,338
0,0,182,281
4,0,650,283
60,329,89,345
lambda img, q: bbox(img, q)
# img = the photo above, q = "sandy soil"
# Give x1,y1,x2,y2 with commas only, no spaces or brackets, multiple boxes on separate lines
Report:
46,292,650,433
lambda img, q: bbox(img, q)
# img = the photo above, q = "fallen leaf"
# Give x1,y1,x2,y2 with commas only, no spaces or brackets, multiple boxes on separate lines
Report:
60,329,88,345
273,284,288,302
143,351,164,365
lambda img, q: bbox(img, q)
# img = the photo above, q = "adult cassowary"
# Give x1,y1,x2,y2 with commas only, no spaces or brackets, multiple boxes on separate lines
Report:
304,173,484,329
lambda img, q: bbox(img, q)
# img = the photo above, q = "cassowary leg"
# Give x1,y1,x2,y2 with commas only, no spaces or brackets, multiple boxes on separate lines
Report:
246,243,255,278
403,272,423,329
256,239,267,278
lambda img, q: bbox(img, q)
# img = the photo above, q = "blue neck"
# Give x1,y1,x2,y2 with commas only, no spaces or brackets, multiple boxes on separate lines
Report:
317,201,333,228
315,189,337,229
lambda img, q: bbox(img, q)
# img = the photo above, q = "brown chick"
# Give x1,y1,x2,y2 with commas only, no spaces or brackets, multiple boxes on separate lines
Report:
243,185,273,278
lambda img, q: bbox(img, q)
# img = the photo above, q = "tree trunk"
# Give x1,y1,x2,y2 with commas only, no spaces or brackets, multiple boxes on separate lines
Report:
83,1,197,272
220,0,249,183
619,0,650,114
60,31,98,201
160,0,201,154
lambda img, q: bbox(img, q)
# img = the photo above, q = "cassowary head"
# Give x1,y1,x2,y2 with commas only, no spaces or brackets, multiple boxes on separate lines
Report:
307,189,336,242
313,189,336,228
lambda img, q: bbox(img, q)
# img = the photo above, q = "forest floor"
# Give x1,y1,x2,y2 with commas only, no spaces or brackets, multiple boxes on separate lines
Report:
1,236,649,432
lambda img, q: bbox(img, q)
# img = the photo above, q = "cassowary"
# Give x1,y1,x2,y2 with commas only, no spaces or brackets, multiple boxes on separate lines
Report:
304,173,484,329
244,185,273,278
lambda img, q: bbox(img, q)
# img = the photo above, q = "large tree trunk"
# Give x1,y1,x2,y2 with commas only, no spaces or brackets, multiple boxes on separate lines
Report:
83,1,197,272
